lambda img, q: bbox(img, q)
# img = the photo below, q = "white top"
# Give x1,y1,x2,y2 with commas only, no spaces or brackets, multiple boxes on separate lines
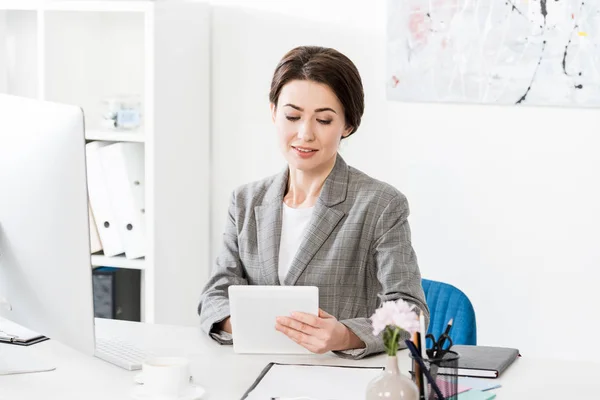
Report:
278,203,314,284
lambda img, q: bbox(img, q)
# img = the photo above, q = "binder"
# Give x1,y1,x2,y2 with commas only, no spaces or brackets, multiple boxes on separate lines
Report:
98,143,146,259
92,267,141,321
86,142,125,256
88,203,103,254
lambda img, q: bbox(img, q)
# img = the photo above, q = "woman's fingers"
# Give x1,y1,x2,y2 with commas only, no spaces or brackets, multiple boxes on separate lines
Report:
275,322,328,354
275,322,314,345
274,311,340,354
275,316,318,336
289,311,323,328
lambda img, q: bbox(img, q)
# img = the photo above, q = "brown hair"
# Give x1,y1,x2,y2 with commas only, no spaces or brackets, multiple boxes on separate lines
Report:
269,46,364,138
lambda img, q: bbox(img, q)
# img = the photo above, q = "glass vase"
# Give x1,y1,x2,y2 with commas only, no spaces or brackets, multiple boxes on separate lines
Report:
366,355,419,400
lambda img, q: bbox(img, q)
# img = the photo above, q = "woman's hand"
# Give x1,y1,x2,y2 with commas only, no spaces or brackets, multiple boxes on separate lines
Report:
275,309,365,353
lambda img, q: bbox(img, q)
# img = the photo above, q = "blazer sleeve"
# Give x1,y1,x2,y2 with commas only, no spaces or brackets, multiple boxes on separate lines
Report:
335,193,430,359
197,191,248,344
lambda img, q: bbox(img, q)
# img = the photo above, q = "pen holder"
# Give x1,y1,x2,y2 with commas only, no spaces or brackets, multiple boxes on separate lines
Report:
410,350,460,400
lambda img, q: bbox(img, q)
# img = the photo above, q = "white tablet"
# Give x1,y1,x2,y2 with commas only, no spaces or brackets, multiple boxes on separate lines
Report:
228,285,319,354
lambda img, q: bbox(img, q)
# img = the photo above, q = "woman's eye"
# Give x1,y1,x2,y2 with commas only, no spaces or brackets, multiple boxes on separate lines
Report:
286,116,300,121
317,119,332,125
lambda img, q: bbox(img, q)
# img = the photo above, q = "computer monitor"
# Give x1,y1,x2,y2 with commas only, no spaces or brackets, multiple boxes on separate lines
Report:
0,94,95,356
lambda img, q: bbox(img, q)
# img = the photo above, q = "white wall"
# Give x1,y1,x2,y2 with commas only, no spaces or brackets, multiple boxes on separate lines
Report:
0,11,38,98
209,1,600,362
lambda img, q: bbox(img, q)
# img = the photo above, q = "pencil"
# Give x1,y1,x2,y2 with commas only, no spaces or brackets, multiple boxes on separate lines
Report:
419,312,429,399
414,332,425,400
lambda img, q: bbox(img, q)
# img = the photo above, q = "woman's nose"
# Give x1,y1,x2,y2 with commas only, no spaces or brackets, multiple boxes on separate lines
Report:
297,121,315,142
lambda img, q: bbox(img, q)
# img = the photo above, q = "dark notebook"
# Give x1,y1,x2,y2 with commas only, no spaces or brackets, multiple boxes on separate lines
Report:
0,319,49,346
440,345,520,378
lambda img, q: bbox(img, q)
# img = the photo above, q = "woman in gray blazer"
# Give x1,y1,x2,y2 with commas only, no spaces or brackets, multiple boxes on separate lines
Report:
198,46,429,359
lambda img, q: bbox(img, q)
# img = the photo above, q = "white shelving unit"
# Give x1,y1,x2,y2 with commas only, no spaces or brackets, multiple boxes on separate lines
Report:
0,0,210,326
91,254,146,270
85,130,146,143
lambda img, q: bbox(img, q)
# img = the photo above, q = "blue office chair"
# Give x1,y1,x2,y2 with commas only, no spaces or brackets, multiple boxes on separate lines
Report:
421,279,477,347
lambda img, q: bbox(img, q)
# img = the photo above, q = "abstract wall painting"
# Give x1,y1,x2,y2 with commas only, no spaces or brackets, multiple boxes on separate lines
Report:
387,0,600,107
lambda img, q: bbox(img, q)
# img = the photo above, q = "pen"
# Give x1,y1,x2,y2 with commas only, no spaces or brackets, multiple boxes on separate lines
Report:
405,340,446,400
0,330,17,342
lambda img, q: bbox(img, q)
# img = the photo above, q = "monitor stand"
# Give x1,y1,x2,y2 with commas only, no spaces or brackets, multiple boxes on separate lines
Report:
0,344,56,376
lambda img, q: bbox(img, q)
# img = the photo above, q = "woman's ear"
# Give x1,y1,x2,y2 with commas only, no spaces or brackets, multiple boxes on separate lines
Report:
270,103,277,123
342,125,353,138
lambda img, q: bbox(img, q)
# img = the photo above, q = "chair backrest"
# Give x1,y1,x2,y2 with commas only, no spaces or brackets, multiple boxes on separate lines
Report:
422,279,477,346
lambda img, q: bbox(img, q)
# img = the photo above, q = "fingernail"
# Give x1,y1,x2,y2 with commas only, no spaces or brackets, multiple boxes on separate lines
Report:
276,317,282,323
290,312,298,318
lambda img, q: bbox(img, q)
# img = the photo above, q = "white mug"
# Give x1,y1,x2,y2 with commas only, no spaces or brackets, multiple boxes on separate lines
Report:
141,356,191,399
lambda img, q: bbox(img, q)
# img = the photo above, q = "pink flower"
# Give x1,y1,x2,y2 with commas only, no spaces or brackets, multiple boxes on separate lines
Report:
371,301,398,336
371,299,420,336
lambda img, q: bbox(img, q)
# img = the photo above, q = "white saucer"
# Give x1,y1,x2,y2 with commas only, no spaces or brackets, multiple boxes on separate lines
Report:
130,384,206,400
134,373,194,385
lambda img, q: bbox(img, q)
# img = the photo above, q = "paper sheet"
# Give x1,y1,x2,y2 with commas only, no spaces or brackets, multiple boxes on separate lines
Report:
245,364,383,400
458,377,502,392
457,389,497,400
436,377,471,397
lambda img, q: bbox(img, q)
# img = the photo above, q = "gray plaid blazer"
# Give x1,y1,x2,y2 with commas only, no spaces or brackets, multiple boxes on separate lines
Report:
198,154,429,359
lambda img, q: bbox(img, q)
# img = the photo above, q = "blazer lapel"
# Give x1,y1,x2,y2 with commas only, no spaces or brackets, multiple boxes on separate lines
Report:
255,167,288,285
283,204,345,286
283,154,349,286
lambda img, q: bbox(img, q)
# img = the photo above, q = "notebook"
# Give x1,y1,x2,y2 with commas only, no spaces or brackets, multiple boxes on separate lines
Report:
0,319,48,346
441,345,520,378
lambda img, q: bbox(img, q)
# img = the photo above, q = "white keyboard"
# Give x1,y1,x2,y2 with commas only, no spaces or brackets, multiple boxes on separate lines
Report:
94,337,151,371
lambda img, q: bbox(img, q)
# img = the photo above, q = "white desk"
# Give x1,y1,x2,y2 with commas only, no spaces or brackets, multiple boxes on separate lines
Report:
0,319,597,399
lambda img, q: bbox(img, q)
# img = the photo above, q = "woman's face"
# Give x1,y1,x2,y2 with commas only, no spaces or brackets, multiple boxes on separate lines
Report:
271,80,352,174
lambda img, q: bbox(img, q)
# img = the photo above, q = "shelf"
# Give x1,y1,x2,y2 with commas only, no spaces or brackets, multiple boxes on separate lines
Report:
85,130,145,143
0,2,40,11
91,254,146,270
47,1,152,13
0,1,152,12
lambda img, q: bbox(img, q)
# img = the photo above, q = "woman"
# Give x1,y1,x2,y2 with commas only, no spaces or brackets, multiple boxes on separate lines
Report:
198,46,428,359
